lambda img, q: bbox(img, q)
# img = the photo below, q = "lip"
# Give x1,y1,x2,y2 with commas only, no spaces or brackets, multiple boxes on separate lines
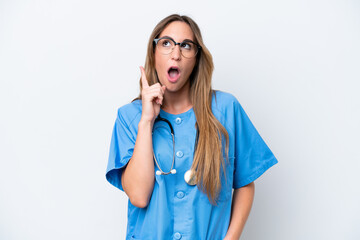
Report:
167,66,181,83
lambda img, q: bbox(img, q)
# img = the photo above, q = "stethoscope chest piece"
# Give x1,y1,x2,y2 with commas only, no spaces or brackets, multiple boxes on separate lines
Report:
184,169,197,186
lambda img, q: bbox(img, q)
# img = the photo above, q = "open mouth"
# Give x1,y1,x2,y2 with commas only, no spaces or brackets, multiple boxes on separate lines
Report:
167,66,180,81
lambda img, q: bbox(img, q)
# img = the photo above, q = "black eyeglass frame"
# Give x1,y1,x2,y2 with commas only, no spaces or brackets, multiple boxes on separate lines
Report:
153,37,202,58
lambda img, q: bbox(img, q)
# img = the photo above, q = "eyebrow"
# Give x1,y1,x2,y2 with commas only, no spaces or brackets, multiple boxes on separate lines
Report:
160,35,195,43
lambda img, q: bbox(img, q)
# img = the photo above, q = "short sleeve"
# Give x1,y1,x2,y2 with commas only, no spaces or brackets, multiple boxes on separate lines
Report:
233,101,278,188
105,109,137,191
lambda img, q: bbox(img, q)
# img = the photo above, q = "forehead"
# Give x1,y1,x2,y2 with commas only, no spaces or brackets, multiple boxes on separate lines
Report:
159,21,195,41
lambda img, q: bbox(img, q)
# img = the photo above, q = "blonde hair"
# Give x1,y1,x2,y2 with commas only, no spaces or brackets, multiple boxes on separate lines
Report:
133,14,229,205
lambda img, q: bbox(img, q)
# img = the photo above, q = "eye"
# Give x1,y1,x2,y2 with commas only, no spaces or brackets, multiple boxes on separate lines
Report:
161,39,172,47
180,42,193,50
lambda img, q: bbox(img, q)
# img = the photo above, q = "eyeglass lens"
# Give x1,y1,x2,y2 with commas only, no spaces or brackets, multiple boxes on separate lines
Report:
156,39,198,58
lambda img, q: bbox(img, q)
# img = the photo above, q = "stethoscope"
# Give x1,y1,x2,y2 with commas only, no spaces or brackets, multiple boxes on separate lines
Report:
152,115,198,186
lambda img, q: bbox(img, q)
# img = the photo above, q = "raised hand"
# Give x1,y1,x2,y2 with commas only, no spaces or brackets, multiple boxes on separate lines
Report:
139,66,166,124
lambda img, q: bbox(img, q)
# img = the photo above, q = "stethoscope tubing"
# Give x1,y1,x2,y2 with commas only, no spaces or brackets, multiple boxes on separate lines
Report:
152,115,198,185
152,116,176,175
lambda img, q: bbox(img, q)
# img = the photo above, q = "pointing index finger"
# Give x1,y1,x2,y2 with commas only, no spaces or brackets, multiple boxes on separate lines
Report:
140,66,149,88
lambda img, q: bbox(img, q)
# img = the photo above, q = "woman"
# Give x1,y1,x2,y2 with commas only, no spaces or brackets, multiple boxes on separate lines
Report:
106,14,278,240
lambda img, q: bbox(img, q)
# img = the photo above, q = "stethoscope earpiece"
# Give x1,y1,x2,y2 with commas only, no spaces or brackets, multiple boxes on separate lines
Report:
156,169,177,175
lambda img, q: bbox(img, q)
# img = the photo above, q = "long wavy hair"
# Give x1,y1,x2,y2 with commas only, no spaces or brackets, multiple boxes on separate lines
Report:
133,14,229,205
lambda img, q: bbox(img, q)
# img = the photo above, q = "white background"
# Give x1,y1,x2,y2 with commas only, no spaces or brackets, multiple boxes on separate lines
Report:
1,0,359,239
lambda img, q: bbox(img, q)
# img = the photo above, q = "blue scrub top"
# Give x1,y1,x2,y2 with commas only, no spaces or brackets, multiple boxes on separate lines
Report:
106,90,278,240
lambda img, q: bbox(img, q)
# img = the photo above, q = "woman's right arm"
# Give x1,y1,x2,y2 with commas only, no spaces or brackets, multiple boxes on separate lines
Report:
121,66,166,208
121,119,155,208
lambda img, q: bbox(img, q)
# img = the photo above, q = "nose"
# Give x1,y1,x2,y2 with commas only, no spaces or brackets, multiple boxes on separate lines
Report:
171,45,181,60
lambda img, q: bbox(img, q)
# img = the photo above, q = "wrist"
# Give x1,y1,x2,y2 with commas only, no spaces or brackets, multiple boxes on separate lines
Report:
138,118,154,128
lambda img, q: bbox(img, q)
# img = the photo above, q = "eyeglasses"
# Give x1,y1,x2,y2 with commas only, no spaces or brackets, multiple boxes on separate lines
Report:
154,37,201,58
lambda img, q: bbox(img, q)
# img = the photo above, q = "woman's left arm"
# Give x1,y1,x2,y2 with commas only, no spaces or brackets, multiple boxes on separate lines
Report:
223,182,255,240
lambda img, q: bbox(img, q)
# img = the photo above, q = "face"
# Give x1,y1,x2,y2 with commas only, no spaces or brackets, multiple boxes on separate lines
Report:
154,21,197,94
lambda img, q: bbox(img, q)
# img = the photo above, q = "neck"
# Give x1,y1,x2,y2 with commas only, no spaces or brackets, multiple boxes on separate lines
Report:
161,82,192,114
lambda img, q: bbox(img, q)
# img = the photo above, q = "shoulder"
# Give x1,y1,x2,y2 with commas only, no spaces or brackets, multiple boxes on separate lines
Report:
116,99,142,126
212,90,241,115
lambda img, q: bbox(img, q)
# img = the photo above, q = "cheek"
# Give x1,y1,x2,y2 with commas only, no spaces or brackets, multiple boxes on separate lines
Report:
155,54,166,76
